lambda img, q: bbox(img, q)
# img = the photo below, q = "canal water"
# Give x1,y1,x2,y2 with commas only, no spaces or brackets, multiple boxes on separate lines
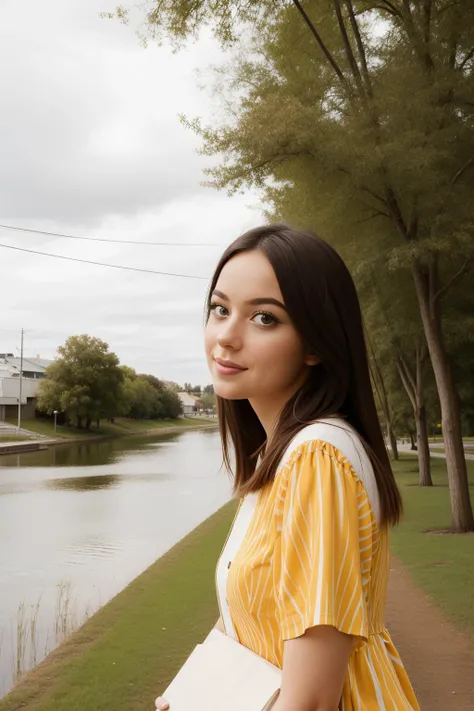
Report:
0,427,230,697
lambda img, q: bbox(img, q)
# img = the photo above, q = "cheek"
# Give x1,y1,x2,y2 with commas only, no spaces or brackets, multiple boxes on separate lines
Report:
256,330,306,372
204,321,215,358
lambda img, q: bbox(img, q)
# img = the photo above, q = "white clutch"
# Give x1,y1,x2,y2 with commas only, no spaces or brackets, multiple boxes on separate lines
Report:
161,628,282,710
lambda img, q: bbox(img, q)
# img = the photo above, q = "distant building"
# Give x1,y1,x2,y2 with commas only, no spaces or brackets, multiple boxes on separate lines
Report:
177,391,200,416
0,353,53,379
0,354,54,421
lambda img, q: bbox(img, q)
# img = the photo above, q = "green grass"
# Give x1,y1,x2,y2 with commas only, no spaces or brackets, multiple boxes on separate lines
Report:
0,435,30,443
428,436,474,443
391,455,474,638
0,500,238,711
6,417,214,440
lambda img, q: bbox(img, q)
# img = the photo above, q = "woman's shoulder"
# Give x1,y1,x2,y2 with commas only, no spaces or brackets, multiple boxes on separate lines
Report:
279,418,363,466
278,418,381,522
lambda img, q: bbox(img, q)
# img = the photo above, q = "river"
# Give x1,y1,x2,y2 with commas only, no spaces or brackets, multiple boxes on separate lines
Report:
0,427,230,697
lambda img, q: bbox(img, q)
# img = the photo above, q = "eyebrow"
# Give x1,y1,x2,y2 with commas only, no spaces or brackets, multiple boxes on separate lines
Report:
212,289,287,311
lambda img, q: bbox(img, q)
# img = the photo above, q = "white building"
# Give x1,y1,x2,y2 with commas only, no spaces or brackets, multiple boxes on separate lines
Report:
0,354,53,421
177,391,200,416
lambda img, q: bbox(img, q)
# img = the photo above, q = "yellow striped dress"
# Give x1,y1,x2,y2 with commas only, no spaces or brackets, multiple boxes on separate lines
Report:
216,421,420,710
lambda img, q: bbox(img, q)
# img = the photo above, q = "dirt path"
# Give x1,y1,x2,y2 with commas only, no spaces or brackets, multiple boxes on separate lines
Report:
386,558,474,710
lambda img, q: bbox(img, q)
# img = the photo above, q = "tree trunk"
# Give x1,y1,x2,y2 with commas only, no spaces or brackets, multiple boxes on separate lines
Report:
397,348,432,487
85,417,92,430
409,431,417,450
76,416,83,429
412,260,473,531
387,423,399,460
415,405,432,486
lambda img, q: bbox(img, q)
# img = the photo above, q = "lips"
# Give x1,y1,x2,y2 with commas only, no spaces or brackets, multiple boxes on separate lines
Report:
214,357,248,375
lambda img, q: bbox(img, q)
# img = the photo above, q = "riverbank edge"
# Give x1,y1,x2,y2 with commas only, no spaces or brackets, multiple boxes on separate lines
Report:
0,499,238,711
0,421,218,455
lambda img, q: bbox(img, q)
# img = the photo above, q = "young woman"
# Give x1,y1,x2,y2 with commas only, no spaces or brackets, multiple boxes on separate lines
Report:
156,224,420,710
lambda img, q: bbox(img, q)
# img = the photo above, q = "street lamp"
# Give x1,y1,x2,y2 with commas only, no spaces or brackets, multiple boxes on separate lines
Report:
53,410,58,433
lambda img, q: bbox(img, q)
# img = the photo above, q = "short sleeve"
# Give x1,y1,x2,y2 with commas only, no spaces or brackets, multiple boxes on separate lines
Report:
273,441,374,647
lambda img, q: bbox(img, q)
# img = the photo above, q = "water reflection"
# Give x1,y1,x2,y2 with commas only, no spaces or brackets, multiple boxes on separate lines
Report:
0,431,185,469
44,474,121,491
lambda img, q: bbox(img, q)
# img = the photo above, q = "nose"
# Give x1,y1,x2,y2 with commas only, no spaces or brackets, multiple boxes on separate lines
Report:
216,315,243,351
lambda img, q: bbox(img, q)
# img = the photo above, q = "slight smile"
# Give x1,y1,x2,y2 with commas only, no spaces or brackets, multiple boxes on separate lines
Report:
214,358,248,376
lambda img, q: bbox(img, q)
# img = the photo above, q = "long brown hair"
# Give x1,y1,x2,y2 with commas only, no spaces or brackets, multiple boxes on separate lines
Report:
207,224,402,526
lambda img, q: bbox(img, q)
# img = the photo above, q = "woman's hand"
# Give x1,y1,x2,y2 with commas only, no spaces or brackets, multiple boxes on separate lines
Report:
155,697,169,710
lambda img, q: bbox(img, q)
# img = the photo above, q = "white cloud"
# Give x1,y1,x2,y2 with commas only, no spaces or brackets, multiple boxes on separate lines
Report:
0,0,264,384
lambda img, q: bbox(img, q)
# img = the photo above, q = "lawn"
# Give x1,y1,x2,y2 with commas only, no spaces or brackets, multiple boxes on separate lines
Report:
6,417,214,440
0,500,237,711
0,435,30,442
391,455,474,638
428,436,474,443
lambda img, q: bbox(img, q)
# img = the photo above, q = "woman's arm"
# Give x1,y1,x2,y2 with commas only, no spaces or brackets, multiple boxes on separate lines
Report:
271,625,352,711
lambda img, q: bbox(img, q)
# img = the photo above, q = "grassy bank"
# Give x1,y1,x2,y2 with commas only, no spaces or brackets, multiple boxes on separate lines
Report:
391,456,474,638
6,417,214,440
0,435,29,443
0,500,237,711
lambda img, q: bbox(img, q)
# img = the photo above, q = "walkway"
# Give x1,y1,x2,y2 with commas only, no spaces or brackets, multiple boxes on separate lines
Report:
397,442,474,461
386,558,474,710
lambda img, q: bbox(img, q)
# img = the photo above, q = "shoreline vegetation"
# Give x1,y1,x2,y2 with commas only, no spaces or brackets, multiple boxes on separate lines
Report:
0,455,473,709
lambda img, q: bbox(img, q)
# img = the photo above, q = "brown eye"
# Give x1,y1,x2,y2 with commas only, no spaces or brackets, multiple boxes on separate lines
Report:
210,303,228,318
252,311,278,327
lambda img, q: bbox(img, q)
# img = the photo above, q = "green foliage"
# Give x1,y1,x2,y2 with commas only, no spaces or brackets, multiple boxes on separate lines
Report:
120,377,160,419
105,0,285,47
199,391,216,411
138,373,166,393
37,335,123,429
37,337,184,426
118,372,183,420
160,388,184,419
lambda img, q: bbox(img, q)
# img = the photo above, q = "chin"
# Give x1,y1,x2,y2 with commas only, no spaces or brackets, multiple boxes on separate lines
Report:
213,381,251,401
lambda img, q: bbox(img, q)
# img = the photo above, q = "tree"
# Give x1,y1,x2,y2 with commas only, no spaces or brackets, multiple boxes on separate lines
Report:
122,378,161,419
200,391,216,412
161,388,184,418
37,335,123,429
163,380,182,393
355,248,434,485
139,373,166,393
118,371,183,419
119,0,474,530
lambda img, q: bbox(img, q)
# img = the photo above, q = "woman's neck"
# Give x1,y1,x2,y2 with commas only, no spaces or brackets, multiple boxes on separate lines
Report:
248,392,293,443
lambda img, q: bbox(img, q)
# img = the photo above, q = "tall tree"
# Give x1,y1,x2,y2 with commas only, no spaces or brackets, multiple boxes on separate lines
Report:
38,335,123,429
117,0,474,530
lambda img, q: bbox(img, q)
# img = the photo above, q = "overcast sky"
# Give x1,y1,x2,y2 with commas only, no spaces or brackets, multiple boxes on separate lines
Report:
0,0,264,386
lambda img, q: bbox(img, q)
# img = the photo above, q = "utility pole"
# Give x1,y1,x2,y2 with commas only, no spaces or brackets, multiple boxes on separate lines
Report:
17,328,24,433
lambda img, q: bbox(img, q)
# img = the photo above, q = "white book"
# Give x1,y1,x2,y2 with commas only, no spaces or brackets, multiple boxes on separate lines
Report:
161,628,282,710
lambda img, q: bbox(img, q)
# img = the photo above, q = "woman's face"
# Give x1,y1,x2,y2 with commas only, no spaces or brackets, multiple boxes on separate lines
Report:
205,250,316,407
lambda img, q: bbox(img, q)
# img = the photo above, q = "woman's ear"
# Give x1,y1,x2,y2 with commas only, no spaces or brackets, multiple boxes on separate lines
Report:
305,354,320,366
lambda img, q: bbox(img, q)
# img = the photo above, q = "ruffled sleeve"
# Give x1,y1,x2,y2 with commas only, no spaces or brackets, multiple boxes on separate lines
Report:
273,441,376,647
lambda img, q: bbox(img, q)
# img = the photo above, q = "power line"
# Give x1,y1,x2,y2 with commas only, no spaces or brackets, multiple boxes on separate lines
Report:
0,243,208,280
0,223,221,247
